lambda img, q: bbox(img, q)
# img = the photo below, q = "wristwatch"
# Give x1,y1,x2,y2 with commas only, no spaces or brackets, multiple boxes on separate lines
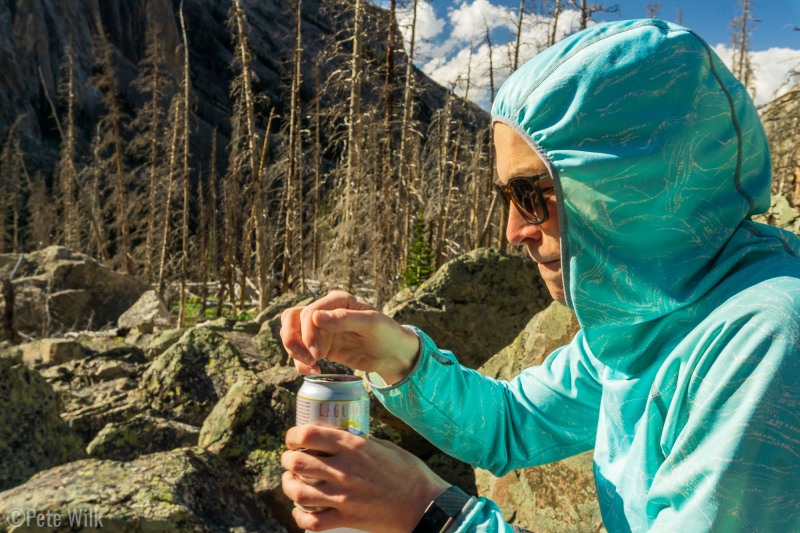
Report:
412,485,471,533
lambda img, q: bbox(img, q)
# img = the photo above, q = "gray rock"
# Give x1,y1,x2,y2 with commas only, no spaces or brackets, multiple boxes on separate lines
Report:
0,247,149,337
19,338,84,367
475,452,604,533
87,415,200,461
0,358,85,491
138,328,250,426
475,302,603,532
0,448,286,532
199,371,299,461
384,247,551,369
117,290,173,333
752,194,800,235
479,302,580,380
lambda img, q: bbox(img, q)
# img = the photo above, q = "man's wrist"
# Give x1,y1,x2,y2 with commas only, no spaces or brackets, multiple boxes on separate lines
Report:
412,485,471,533
380,326,421,384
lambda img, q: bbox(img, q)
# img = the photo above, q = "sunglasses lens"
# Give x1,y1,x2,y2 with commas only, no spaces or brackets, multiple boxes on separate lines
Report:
509,180,543,222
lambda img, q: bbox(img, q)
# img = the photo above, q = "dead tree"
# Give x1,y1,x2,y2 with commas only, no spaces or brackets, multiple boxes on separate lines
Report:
93,13,133,273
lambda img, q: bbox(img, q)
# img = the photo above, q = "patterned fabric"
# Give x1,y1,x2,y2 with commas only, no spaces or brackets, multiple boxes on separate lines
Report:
370,19,800,533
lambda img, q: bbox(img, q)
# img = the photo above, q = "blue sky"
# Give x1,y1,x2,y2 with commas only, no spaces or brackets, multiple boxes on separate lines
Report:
385,0,800,108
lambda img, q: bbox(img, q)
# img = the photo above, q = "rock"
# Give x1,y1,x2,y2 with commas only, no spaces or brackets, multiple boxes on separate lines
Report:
87,415,200,461
475,302,602,532
36,344,150,444
138,328,250,426
254,293,314,325
384,247,551,369
0,247,149,337
0,342,22,364
479,302,580,380
19,338,84,366
0,448,287,532
475,452,604,533
141,327,184,360
253,315,291,367
199,371,298,461
752,194,800,235
117,290,173,333
0,358,85,491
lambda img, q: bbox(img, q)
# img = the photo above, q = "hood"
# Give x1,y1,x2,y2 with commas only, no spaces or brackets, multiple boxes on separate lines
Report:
492,19,781,372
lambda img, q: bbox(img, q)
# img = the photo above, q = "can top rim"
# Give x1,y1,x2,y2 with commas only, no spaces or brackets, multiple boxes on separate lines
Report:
305,373,362,383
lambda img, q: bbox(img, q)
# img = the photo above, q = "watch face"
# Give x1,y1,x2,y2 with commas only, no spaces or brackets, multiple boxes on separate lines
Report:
412,486,471,533
413,505,452,533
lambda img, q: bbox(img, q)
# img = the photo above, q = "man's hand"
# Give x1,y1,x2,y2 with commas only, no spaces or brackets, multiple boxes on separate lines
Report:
280,290,420,384
282,425,452,532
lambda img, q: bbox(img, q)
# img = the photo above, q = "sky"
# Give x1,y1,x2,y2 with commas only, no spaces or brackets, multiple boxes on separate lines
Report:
380,0,800,109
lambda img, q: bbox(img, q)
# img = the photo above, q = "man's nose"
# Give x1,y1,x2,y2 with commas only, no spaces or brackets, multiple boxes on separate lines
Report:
506,205,540,244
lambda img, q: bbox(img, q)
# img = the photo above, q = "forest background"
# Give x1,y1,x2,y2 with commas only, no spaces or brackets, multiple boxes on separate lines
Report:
1,0,798,328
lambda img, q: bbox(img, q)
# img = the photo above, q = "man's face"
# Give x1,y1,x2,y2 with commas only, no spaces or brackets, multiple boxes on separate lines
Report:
494,123,565,304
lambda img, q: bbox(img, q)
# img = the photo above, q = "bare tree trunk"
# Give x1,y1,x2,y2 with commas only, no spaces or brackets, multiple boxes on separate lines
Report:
550,0,561,46
255,108,275,309
58,44,80,250
399,0,419,264
282,0,305,294
513,0,525,71
345,0,364,291
178,3,191,327
201,131,218,316
157,98,182,299
96,15,133,273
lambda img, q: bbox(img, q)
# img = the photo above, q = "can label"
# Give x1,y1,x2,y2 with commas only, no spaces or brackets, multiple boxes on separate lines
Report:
296,374,370,436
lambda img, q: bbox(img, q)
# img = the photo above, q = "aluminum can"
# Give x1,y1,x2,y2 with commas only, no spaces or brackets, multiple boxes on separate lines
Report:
294,374,370,515
296,374,370,436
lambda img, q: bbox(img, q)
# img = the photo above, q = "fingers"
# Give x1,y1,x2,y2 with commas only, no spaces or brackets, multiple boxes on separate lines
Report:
299,291,374,359
312,307,382,335
281,448,335,483
281,306,317,368
286,424,361,456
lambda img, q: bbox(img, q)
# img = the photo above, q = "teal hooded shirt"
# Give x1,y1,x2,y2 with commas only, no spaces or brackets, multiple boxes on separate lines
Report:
371,19,800,532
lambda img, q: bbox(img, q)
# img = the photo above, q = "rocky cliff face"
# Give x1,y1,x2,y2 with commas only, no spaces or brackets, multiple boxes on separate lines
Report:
0,0,485,174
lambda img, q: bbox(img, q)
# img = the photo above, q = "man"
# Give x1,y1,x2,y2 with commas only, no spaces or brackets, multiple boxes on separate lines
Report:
281,19,800,532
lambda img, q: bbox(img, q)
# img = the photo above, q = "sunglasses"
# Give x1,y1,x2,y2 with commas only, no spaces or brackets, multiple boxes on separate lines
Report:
494,173,555,225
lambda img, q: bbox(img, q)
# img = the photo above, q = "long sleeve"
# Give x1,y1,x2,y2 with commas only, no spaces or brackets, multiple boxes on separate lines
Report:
369,327,602,477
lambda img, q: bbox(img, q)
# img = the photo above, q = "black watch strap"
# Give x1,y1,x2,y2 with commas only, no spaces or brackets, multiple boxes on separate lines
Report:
412,486,471,533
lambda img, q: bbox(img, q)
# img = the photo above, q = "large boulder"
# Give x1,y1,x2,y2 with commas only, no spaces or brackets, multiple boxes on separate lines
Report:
0,448,286,532
138,327,250,426
0,358,85,490
752,194,800,235
383,247,551,369
86,415,201,461
198,369,300,461
0,246,149,338
38,342,149,443
476,302,603,532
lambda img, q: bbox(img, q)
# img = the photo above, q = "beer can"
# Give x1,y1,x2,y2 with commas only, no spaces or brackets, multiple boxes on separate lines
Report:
294,374,370,514
295,374,370,436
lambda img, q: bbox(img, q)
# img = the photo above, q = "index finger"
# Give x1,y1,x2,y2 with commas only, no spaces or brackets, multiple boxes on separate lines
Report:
299,291,373,360
286,424,359,455
280,307,316,368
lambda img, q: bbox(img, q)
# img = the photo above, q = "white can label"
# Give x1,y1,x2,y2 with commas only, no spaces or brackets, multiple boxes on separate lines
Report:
296,397,370,436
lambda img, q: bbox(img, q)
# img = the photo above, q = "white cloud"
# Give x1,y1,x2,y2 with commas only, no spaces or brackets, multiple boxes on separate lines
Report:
397,1,446,58
409,6,587,108
448,0,515,42
712,44,800,106
393,1,800,110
